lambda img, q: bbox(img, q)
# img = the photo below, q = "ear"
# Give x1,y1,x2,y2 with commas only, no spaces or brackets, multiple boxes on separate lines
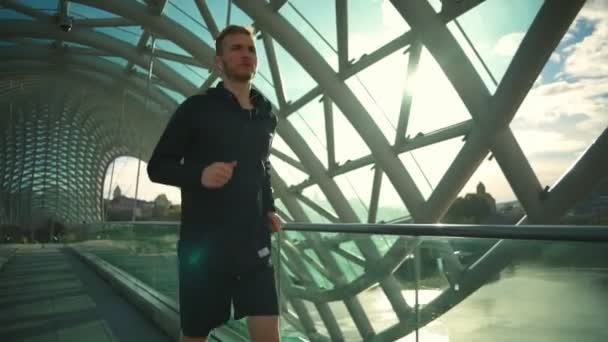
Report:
214,56,223,73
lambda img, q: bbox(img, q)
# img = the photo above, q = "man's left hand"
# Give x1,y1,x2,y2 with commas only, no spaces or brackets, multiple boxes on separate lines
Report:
267,212,283,233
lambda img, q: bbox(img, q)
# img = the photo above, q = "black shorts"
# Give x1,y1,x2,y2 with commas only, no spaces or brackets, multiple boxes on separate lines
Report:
177,239,279,338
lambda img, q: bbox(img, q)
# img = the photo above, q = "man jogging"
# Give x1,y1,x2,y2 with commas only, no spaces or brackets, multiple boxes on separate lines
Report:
147,25,281,342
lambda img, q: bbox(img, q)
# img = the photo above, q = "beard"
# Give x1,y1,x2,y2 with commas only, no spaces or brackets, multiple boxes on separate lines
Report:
221,60,256,82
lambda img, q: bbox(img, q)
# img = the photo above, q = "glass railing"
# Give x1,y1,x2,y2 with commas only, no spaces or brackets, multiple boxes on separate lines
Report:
66,222,608,341
277,224,608,342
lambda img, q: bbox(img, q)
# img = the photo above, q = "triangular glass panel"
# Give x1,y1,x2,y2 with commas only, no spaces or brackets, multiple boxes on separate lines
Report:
157,85,186,105
271,47,316,104
69,2,119,19
207,0,228,31
332,104,371,165
227,3,254,28
19,0,57,10
155,39,191,57
399,136,465,200
157,58,207,87
376,171,410,223
348,0,410,60
286,104,328,169
271,135,300,162
273,199,293,222
407,47,471,138
345,49,410,141
279,1,338,71
164,1,215,47
270,156,309,188
0,9,32,20
302,184,338,218
333,166,375,222
94,27,142,46
449,0,544,93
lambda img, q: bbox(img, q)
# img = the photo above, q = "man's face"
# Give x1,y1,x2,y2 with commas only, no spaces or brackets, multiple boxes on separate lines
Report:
216,33,257,82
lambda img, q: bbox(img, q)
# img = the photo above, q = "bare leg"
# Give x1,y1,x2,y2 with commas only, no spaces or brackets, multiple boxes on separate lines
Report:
248,315,280,342
180,333,206,342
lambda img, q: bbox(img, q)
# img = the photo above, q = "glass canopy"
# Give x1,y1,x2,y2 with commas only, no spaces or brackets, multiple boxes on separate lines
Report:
0,0,604,229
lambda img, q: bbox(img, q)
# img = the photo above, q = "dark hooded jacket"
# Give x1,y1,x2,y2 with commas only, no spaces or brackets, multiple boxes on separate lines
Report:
147,82,277,264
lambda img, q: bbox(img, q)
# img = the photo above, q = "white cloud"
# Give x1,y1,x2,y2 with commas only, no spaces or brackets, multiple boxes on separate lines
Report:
504,0,608,196
493,32,525,57
563,21,608,78
578,0,608,21
550,52,561,64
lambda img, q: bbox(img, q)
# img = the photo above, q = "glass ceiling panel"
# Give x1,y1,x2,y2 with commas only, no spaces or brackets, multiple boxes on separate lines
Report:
352,50,409,134
208,0,229,31
254,33,271,73
280,1,338,71
158,58,207,87
402,137,464,198
155,39,192,59
273,41,316,103
302,184,337,217
270,156,308,187
94,27,142,46
376,172,409,223
100,56,128,68
273,199,293,222
166,0,214,47
348,0,410,61
271,135,299,162
69,2,120,19
157,85,186,104
227,3,254,28
332,104,371,165
407,48,471,137
334,167,375,222
26,38,54,45
19,0,57,10
65,42,94,49
450,0,544,93
286,109,327,168
0,9,32,20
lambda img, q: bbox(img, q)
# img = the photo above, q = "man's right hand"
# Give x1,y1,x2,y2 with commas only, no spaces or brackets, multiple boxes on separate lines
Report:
201,161,237,189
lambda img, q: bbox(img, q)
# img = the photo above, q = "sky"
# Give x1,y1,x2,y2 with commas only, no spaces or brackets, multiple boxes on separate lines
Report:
100,0,607,219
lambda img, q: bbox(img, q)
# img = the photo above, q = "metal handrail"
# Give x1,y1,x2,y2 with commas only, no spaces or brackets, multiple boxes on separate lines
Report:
94,221,608,243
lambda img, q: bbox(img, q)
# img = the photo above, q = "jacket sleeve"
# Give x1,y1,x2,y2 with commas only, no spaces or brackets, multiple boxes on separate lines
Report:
147,97,204,189
262,115,278,213
262,158,276,213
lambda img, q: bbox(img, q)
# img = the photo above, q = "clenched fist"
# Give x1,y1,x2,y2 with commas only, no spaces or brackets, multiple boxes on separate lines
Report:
201,161,237,189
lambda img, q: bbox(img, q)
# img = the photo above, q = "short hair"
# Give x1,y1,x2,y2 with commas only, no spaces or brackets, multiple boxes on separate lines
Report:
215,25,254,56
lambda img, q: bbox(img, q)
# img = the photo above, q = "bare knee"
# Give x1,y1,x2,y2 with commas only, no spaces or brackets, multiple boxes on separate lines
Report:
180,334,206,342
248,315,280,342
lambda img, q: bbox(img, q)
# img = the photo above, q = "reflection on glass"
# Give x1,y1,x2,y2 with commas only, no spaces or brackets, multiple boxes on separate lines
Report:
277,230,608,341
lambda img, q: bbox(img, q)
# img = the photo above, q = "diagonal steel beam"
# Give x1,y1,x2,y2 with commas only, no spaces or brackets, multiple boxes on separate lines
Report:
194,0,219,39
235,0,427,222
392,0,585,223
335,0,348,71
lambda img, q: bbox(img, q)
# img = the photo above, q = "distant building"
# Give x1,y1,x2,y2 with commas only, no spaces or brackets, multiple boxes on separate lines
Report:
108,195,154,212
105,195,155,220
